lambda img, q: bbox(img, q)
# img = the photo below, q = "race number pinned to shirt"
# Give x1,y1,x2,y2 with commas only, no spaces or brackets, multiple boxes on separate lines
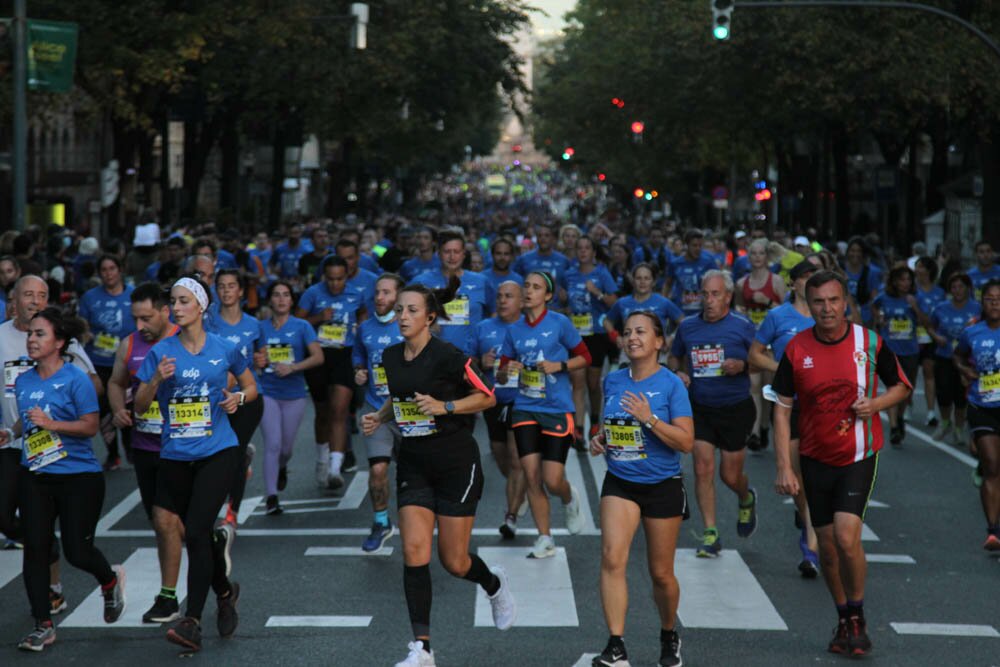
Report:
888,318,913,340
442,296,470,326
24,425,66,471
267,343,293,370
168,395,212,438
979,371,1000,403
916,325,931,344
5,359,35,397
95,332,121,355
493,356,519,389
519,365,545,399
136,400,164,434
571,313,594,337
604,417,646,461
681,290,702,309
691,344,725,378
318,322,348,348
373,365,389,396
392,396,437,437
748,308,768,327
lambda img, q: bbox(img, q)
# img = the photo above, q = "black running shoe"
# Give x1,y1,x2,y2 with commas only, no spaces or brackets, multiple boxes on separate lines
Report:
659,629,682,667
265,495,283,516
592,638,628,666
167,617,202,652
103,565,126,623
890,425,903,446
217,582,240,638
342,450,357,473
277,466,288,491
143,595,181,623
499,513,517,540
848,615,872,656
745,432,763,452
759,427,770,450
828,618,849,654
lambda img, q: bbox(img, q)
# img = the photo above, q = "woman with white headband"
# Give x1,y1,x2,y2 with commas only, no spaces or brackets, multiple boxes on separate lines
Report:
133,274,258,653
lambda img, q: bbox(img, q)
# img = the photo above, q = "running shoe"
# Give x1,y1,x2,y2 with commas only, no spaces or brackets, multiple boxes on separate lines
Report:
499,514,517,540
925,411,939,428
143,594,181,623
983,533,1000,551
798,552,819,578
244,443,255,480
265,495,283,516
828,618,849,654
488,565,516,630
518,498,529,517
277,466,288,491
327,470,345,491
847,615,872,656
527,534,556,559
166,617,202,652
889,424,903,446
931,419,951,441
214,522,235,578
103,564,126,623
343,449,357,473
17,622,55,652
3,537,23,549
973,463,983,488
759,427,770,450
565,484,584,535
952,424,968,448
592,638,629,667
659,629,682,667
394,640,436,667
696,529,721,558
362,522,395,553
217,582,240,638
737,488,758,538
315,458,328,487
745,432,763,452
49,589,67,614
103,455,122,472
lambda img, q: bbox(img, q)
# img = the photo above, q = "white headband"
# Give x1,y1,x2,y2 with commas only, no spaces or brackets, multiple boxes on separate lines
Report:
174,277,209,312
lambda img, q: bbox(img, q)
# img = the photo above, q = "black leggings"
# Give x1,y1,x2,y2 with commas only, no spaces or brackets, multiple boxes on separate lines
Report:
227,396,263,513
19,470,114,622
155,448,239,619
0,448,21,540
934,357,968,410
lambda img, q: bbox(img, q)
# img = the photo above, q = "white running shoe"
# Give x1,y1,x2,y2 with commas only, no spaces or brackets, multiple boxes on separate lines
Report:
527,534,556,559
517,498,529,517
924,410,938,427
488,566,516,630
565,485,584,535
394,640,436,667
315,459,328,487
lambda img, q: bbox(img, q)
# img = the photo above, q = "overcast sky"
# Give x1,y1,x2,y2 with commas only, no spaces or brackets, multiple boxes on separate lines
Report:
530,0,576,38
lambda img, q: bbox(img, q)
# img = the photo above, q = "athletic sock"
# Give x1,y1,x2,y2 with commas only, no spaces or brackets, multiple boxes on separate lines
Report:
316,443,329,461
609,634,625,649
101,576,117,592
847,599,864,619
160,586,177,600
660,628,676,641
49,583,62,595
330,451,344,474
374,510,390,528
837,603,850,621
403,564,432,642
419,639,431,652
462,554,500,596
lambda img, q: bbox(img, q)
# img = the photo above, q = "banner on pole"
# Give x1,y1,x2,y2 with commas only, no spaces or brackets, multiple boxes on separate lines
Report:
26,19,78,93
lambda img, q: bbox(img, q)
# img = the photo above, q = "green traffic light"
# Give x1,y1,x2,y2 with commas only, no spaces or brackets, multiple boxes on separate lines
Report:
713,25,729,40
562,153,571,160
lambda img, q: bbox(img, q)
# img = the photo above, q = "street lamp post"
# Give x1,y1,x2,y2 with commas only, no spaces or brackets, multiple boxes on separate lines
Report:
12,0,26,230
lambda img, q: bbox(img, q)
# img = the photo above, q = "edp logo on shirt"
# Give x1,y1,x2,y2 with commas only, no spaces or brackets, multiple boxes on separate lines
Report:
182,368,201,380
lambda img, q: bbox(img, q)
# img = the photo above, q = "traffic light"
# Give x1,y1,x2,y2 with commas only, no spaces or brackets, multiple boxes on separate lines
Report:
711,0,733,41
634,188,645,198
597,173,606,182
562,147,574,160
611,97,625,109
631,121,644,135
754,179,772,201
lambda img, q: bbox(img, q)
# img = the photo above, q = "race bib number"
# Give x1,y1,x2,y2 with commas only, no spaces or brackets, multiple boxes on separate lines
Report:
979,372,1000,403
4,360,34,397
888,318,913,340
168,396,212,438
604,418,646,462
373,365,389,396
493,357,519,389
95,332,120,354
268,344,293,364
916,325,930,344
749,308,768,327
392,397,437,437
519,367,545,399
681,290,702,309
136,400,164,434
24,426,65,472
572,313,594,337
691,345,725,377
318,323,347,347
443,296,470,326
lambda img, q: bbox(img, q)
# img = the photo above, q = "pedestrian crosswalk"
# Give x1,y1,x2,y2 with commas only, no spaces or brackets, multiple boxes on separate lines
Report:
474,546,579,627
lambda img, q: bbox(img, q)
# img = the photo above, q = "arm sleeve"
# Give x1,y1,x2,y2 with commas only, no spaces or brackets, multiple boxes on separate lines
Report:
78,292,91,321
298,288,315,314
600,269,617,294
663,298,684,324
667,373,693,419
560,315,584,350
875,339,912,389
570,340,592,366
352,336,366,367
301,320,318,345
772,351,796,398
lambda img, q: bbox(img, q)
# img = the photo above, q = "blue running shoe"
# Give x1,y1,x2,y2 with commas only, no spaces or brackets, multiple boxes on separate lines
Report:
696,529,721,558
737,488,758,538
362,522,395,553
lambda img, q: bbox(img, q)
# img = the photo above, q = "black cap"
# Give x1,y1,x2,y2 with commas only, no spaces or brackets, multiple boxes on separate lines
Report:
790,260,818,281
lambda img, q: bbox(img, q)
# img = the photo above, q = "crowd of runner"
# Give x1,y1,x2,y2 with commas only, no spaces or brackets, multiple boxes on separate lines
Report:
0,176,996,666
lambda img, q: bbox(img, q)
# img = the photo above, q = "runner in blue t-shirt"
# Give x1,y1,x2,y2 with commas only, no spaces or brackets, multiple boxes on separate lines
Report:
929,273,981,447
915,256,947,428
604,263,684,340
668,270,757,558
4,307,126,650
967,241,1000,300
352,273,406,552
477,279,527,540
134,276,256,652
295,255,367,490
587,309,693,667
480,237,523,304
872,265,921,445
497,271,591,559
255,280,323,515
664,230,718,315
953,278,1000,550
512,224,571,288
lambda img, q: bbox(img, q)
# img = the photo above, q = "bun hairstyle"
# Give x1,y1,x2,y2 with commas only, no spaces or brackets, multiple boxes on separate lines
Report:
401,274,461,324
30,306,86,357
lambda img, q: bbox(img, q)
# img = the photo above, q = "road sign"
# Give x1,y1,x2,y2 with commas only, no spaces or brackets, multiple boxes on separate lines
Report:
712,185,728,200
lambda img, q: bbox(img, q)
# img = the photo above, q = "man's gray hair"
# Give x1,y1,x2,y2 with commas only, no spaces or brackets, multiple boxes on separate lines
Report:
701,269,734,293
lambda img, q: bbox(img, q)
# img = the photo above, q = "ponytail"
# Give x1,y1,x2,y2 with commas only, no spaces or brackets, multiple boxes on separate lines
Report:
401,274,461,323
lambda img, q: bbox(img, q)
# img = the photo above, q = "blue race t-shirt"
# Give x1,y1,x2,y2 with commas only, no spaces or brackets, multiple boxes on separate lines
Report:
968,264,1000,300
602,367,692,483
671,311,755,407
513,249,572,284
78,285,136,367
755,302,814,362
298,283,365,349
399,255,441,281
916,284,946,344
412,270,493,356
957,321,1000,408
206,311,263,391
480,269,524,300
873,293,919,357
16,363,100,474
500,310,581,413
931,300,981,358
605,293,684,333
844,264,883,323
352,317,405,410
565,265,619,337
259,316,316,400
668,252,718,315
137,333,248,461
272,242,310,279
476,316,522,406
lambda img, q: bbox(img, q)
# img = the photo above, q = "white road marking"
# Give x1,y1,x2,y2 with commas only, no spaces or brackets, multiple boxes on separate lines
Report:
252,506,340,516
883,414,977,467
782,497,888,508
0,550,22,590
586,452,607,502
564,454,599,535
266,615,372,627
236,496,262,524
861,524,879,542
98,527,582,538
60,548,188,628
571,654,599,667
891,622,1000,637
336,472,370,510
305,546,394,557
865,554,915,564
674,548,787,630
474,546,578,627
271,497,341,507
96,488,142,535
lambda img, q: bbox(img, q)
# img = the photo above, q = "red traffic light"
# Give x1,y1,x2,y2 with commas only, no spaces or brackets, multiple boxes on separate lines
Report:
597,173,606,182
564,147,575,157
754,189,772,201
633,188,645,198
631,121,644,134
611,98,625,108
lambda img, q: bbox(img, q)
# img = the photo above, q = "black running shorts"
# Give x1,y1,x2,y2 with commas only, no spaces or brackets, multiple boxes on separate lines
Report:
601,472,690,520
693,397,756,452
396,436,483,517
799,453,878,528
968,403,1000,440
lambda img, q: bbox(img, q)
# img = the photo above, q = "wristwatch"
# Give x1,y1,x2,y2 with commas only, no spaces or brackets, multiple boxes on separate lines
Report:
444,401,455,415
561,361,568,373
237,391,246,407
644,414,660,429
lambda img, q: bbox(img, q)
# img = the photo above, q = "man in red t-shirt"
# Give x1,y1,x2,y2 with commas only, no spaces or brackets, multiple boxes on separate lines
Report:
772,271,911,658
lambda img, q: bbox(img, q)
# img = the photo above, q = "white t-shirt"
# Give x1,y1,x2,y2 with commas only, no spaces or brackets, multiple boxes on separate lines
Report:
0,319,96,448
